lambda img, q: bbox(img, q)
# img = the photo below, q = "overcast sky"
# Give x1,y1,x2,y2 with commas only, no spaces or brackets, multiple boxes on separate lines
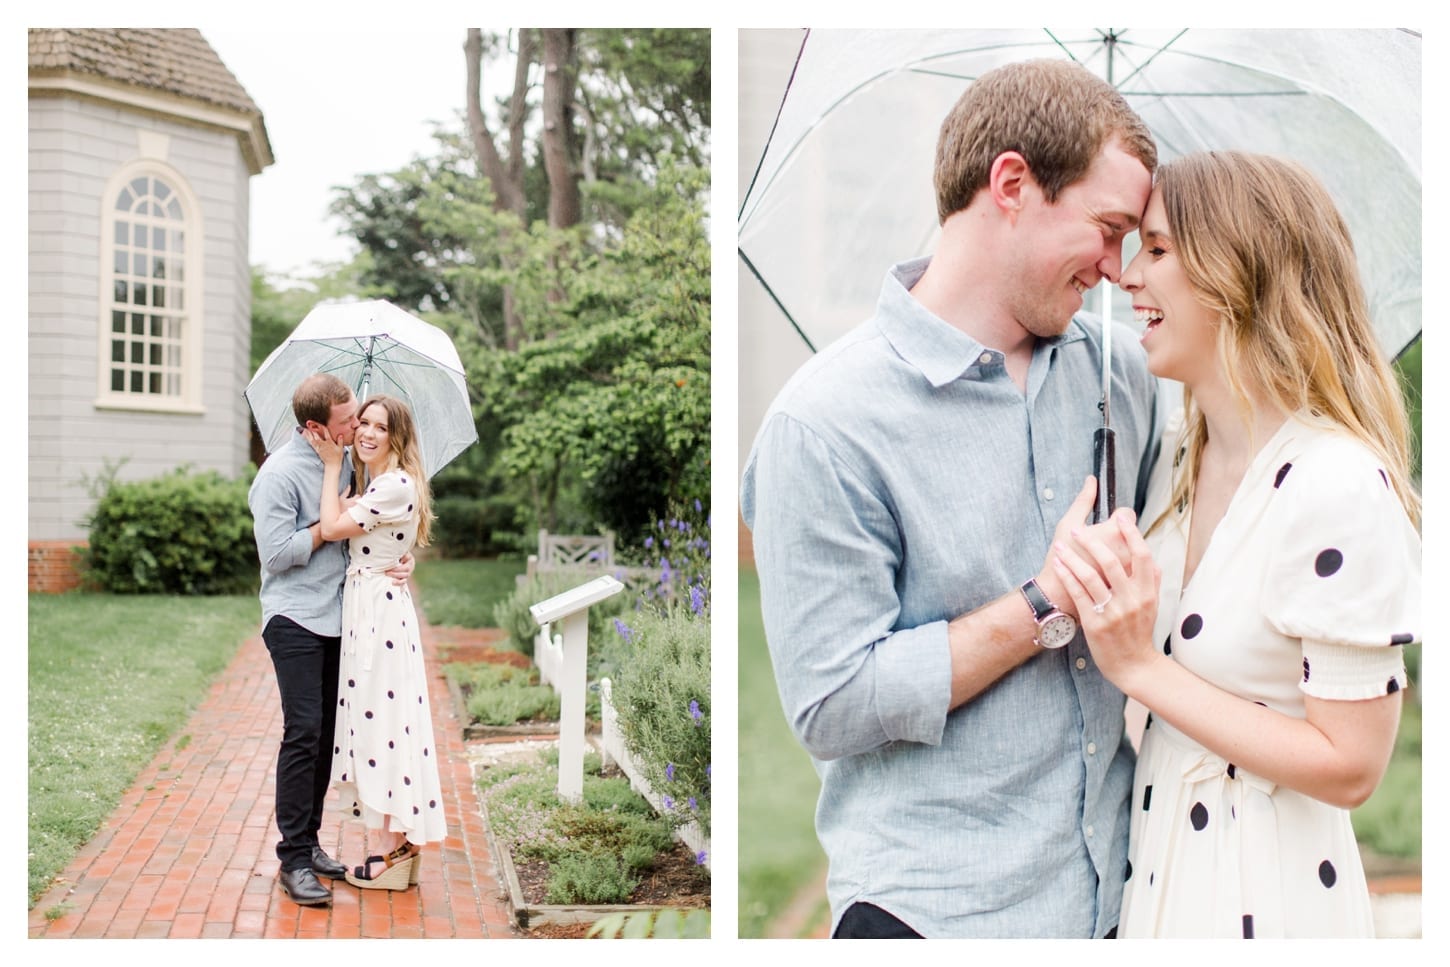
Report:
203,28,479,280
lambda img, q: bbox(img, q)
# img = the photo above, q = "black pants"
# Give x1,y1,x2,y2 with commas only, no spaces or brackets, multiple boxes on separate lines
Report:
833,902,923,938
262,615,341,872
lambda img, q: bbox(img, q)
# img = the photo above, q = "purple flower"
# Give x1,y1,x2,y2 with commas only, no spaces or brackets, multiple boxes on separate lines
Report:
706,764,711,779
694,498,702,513
666,762,675,782
694,851,707,866
662,537,671,548
688,796,697,810
689,700,703,725
613,618,634,643
689,584,706,615
644,536,654,549
663,795,674,811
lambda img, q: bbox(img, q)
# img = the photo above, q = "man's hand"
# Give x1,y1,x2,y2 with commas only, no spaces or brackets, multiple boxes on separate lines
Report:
1034,476,1134,618
384,552,416,587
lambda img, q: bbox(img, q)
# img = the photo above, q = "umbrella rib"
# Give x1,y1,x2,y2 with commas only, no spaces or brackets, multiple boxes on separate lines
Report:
740,28,811,224
739,247,817,354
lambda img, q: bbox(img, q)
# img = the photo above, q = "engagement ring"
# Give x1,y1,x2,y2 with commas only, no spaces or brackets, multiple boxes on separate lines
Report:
1092,593,1113,614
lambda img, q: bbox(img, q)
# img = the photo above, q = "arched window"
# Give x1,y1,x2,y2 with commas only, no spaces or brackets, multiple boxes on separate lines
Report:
96,164,203,411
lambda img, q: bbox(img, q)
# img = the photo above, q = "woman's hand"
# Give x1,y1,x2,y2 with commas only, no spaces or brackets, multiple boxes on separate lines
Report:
303,426,345,469
1052,509,1162,689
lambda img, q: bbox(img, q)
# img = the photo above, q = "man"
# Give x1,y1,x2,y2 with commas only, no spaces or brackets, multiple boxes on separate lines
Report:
248,373,412,906
741,60,1161,938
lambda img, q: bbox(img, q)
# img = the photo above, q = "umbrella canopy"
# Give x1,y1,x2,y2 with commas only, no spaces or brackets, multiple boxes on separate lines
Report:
739,28,1421,362
247,299,477,478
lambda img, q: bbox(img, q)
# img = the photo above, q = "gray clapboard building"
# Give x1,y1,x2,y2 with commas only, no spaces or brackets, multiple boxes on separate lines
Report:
28,28,273,588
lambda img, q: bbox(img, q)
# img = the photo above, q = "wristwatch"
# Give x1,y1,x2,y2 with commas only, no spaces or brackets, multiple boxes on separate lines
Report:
1020,578,1077,649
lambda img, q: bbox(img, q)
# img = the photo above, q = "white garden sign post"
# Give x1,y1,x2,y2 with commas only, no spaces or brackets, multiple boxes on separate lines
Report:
528,574,624,802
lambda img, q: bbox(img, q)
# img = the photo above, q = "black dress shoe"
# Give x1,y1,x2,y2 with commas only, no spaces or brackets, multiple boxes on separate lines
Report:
279,867,331,906
311,846,347,879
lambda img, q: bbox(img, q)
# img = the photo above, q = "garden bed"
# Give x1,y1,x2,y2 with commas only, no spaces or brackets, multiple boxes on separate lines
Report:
471,743,710,937
444,654,598,740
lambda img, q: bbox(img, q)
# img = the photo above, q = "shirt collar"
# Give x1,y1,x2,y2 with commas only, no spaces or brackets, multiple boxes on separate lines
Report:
875,256,1088,388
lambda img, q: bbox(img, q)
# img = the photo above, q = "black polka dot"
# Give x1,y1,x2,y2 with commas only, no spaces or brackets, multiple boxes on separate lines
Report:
407,504,413,512
1387,678,1400,695
1143,785,1153,811
365,710,374,719
1242,915,1254,939
1144,713,1153,731
1378,469,1389,488
1190,802,1209,830
348,679,356,687
387,690,395,699
1163,635,1172,656
1391,633,1413,645
370,508,381,515
386,640,394,649
352,807,361,817
1319,860,1337,888
403,776,411,785
333,745,340,754
397,533,405,540
362,546,371,555
429,799,437,808
1314,549,1343,577
1174,446,1186,468
1181,614,1203,639
423,747,430,757
1149,872,1154,886
1274,463,1293,488
1125,859,1133,881
389,740,395,748
1303,658,1311,682
386,591,394,600
400,477,407,483
413,806,419,815
368,758,376,767
1227,763,1237,779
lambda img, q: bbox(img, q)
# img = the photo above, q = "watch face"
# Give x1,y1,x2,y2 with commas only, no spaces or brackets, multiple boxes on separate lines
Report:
1038,613,1077,649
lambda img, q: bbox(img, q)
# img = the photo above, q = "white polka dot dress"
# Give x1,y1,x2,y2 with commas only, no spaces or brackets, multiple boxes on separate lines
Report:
331,469,447,846
1119,411,1419,938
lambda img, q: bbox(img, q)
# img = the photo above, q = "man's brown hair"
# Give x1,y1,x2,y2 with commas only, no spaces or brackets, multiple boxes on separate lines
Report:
292,373,353,427
933,59,1157,223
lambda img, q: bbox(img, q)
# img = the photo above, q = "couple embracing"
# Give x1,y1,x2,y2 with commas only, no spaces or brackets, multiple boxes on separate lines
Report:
742,59,1420,938
248,374,447,906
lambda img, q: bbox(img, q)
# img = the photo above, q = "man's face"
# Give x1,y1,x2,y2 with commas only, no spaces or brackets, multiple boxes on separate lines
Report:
1006,140,1153,339
319,394,360,446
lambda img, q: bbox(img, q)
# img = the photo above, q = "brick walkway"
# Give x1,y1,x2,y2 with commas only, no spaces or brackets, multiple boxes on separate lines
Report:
28,590,517,939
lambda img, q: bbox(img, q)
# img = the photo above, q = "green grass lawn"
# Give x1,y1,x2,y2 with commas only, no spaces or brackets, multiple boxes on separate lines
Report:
737,567,827,938
410,555,525,627
28,592,260,907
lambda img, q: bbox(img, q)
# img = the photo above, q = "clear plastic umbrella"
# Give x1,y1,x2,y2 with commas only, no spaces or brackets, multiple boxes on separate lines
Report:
246,299,477,478
739,28,1421,362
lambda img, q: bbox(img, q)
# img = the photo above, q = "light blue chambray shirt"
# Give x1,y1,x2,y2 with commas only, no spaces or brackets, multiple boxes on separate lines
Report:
740,257,1160,938
248,430,351,637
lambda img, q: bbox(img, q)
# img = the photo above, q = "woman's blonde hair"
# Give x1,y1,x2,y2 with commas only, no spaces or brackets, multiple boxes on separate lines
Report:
1151,151,1419,531
352,394,435,546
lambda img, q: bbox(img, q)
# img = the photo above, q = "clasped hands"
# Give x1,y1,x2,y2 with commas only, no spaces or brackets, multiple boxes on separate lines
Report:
1038,476,1161,682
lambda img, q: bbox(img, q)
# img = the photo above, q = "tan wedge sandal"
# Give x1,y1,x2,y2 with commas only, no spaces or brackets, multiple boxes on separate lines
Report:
345,842,420,890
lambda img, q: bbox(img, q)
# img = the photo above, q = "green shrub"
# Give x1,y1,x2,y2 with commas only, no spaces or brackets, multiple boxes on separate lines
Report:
431,494,520,558
608,606,710,838
545,852,638,904
84,463,258,594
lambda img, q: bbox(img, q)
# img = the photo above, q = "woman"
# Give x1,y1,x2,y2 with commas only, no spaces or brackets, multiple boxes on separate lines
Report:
1052,151,1420,937
307,394,447,891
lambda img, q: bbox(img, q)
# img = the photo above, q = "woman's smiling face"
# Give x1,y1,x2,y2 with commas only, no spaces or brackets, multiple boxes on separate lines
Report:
1120,188,1221,388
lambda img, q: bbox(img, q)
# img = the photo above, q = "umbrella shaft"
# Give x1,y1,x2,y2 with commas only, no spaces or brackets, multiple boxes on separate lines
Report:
1092,426,1117,524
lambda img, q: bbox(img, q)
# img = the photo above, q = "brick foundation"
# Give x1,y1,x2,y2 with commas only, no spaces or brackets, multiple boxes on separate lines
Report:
28,540,88,593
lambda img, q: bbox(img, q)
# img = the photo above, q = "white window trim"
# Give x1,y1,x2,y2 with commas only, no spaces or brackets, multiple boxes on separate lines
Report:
94,159,205,414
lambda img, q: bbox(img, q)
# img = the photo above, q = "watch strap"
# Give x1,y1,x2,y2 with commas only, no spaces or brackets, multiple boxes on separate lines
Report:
1020,578,1054,621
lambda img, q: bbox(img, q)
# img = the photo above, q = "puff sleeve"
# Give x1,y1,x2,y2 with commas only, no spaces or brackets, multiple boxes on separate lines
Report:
1259,434,1420,701
347,470,416,532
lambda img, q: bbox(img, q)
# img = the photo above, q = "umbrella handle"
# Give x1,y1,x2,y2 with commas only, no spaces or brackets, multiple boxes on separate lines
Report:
1091,426,1117,524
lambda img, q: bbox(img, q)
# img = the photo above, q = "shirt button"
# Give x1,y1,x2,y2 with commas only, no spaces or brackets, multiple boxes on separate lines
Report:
1085,825,1095,838
979,352,993,365
1087,742,1097,755
1043,487,1056,501
1076,657,1087,671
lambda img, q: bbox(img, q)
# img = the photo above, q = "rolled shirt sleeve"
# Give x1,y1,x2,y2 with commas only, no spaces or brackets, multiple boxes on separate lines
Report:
744,411,952,760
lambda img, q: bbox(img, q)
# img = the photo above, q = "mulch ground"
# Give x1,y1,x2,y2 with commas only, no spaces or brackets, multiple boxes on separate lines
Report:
515,841,711,939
